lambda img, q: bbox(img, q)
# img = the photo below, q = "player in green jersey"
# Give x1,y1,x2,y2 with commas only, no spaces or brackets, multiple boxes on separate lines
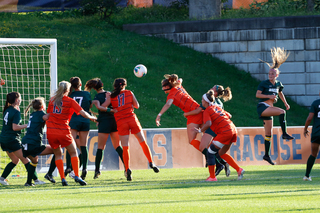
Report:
303,92,320,181
85,78,124,179
0,92,45,186
64,77,93,180
22,97,57,185
256,47,294,165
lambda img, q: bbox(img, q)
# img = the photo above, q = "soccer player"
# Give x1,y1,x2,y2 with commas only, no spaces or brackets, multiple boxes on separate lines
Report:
64,77,93,180
256,47,294,165
0,92,45,186
303,91,320,181
22,97,57,185
46,81,96,186
196,90,244,181
85,78,124,179
102,78,159,181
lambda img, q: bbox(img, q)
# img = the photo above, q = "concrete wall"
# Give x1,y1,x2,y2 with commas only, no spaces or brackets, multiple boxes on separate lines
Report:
123,16,320,107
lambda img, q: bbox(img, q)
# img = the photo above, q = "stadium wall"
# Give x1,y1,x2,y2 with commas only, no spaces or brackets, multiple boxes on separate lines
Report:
38,127,319,173
123,15,320,108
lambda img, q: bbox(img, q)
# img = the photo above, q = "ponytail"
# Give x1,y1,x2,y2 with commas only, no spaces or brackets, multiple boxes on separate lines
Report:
3,92,20,113
53,81,70,110
216,85,232,102
85,78,103,92
111,78,127,98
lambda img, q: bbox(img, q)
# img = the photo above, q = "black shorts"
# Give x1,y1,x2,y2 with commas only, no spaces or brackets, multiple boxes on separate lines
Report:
98,117,117,134
257,103,272,120
0,139,22,153
22,143,47,157
70,121,90,131
311,135,320,144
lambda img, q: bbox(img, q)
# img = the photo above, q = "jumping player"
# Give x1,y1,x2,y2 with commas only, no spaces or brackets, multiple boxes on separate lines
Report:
256,47,294,165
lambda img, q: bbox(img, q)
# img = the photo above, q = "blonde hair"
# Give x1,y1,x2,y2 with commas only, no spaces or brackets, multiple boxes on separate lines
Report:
215,85,232,102
24,97,45,116
260,47,290,72
53,81,71,110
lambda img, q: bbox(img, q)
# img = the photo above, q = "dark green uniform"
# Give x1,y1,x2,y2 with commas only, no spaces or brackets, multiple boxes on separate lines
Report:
256,79,284,120
0,106,23,152
310,99,320,144
22,111,46,157
69,91,92,131
214,97,223,109
94,92,117,133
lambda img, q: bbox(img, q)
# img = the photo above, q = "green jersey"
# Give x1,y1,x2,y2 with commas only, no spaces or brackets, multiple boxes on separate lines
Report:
257,80,284,102
94,92,114,121
69,90,92,123
214,97,223,109
22,110,46,145
310,99,320,138
0,106,22,143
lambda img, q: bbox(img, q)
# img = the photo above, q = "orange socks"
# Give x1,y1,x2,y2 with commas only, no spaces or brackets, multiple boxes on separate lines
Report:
139,141,152,163
71,156,80,177
55,159,65,180
123,146,130,171
190,139,201,151
208,165,216,178
220,153,240,172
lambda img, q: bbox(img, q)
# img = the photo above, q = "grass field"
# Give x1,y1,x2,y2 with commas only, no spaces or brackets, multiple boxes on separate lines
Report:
0,164,319,212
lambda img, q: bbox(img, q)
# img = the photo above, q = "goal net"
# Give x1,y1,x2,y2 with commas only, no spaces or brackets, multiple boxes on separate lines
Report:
0,38,57,177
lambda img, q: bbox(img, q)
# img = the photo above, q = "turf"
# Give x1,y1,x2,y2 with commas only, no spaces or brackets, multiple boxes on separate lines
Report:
0,164,319,212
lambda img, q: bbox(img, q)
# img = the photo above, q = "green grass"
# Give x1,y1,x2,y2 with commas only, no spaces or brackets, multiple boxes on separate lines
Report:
0,13,310,129
0,164,319,212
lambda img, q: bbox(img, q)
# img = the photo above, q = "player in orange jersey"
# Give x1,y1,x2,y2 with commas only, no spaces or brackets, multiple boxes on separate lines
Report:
196,90,244,182
46,81,96,186
102,78,159,181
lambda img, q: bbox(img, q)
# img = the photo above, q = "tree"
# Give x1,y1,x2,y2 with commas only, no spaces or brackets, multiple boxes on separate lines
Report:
80,0,121,19
307,0,314,12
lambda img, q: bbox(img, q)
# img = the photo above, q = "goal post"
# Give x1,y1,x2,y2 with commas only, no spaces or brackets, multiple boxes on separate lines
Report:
0,38,58,176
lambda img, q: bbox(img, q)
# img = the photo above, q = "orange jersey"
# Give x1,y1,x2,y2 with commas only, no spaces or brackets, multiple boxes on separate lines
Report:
203,105,236,140
167,86,200,112
110,90,137,126
46,96,82,135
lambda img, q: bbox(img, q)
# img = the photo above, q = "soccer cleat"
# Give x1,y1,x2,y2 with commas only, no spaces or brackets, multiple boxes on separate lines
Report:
237,168,245,180
126,169,132,181
205,177,217,182
149,162,160,173
74,176,87,186
224,163,231,177
81,169,87,180
0,177,9,185
263,155,275,165
64,168,72,176
303,176,312,181
215,164,225,176
93,171,101,179
34,179,46,185
44,173,56,184
69,171,75,179
282,133,294,140
24,182,35,187
61,178,68,186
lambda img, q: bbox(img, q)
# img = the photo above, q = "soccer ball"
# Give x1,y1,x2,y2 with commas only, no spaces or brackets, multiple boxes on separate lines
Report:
133,64,147,78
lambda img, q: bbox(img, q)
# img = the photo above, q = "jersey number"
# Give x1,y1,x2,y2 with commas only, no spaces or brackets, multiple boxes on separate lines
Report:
3,112,9,125
73,96,83,106
53,102,63,114
117,93,125,107
27,115,33,128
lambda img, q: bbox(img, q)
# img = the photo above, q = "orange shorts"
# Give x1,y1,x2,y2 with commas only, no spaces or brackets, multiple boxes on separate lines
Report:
47,133,74,149
186,113,203,125
117,117,142,136
213,129,238,145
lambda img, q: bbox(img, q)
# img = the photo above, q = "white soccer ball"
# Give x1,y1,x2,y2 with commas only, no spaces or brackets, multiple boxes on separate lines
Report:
133,64,147,78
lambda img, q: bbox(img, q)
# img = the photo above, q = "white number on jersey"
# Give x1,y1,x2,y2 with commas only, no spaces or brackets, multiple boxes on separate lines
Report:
3,112,9,125
27,115,33,128
73,97,83,106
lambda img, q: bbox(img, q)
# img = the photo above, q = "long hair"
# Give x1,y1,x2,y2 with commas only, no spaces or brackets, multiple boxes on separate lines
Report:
215,85,232,102
69,76,81,95
85,78,103,92
260,47,290,72
24,97,45,116
53,81,71,110
111,78,127,98
164,74,180,88
3,92,20,113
